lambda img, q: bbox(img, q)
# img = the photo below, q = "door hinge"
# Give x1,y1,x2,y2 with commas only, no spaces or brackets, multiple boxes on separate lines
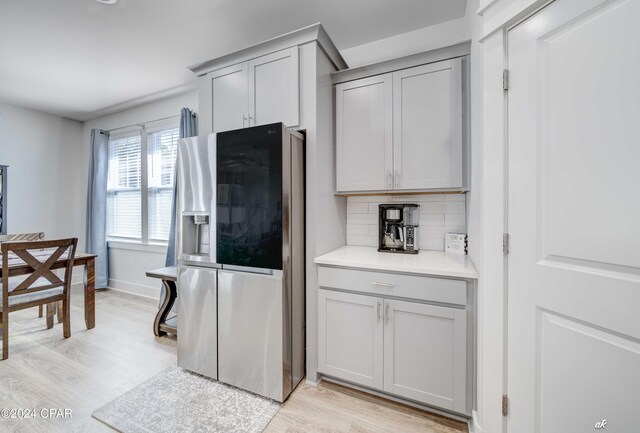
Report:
503,69,509,91
503,233,510,255
502,394,509,416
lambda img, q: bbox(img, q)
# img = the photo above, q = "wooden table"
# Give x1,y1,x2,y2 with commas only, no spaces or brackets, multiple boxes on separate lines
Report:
146,266,177,337
1,252,98,329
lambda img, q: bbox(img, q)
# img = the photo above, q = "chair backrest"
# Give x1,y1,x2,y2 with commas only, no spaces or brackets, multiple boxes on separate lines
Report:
1,238,78,304
0,232,45,242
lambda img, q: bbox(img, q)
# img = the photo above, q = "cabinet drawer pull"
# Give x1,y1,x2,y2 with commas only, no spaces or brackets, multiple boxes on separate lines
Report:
242,114,247,127
377,301,382,323
372,281,394,288
386,171,392,188
385,303,390,324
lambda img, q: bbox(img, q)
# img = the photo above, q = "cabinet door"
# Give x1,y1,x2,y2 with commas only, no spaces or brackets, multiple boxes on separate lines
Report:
383,300,467,413
392,59,462,190
336,74,393,192
318,289,384,389
210,63,249,134
248,47,299,128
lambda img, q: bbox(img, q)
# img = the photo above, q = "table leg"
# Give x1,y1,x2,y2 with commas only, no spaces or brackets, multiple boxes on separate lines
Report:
153,280,177,337
84,258,95,329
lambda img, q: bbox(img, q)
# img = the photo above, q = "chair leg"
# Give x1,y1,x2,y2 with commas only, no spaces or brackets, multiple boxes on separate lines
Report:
46,303,55,330
62,299,70,339
38,305,43,318
57,301,63,324
2,313,8,360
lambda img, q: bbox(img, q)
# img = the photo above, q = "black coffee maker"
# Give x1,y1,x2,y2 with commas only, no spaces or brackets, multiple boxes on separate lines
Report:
378,204,419,254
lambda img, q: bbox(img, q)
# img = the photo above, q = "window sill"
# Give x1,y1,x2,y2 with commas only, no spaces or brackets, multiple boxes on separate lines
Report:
107,239,168,254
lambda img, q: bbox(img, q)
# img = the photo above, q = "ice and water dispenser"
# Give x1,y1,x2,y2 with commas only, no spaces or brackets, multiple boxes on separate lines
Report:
181,212,211,261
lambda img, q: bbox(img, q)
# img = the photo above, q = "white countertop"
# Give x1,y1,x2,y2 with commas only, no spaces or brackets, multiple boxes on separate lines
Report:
314,246,479,280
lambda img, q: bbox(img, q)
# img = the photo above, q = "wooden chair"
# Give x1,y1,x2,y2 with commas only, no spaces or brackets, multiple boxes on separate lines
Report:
0,238,77,360
0,233,47,318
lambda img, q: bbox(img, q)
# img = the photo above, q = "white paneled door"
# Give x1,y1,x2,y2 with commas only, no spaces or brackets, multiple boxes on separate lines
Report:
507,0,640,432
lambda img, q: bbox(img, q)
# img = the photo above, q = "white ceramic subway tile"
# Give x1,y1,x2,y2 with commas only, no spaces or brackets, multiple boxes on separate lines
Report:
422,226,446,239
347,213,377,225
445,193,466,202
347,234,378,247
419,202,446,214
368,203,382,214
420,213,445,226
445,227,467,235
421,238,445,251
445,213,466,228
348,195,391,203
392,194,444,202
445,202,466,214
347,202,368,214
346,224,368,236
368,224,379,236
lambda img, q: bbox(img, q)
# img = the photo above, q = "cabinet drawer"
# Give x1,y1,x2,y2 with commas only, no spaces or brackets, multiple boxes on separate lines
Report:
318,266,466,306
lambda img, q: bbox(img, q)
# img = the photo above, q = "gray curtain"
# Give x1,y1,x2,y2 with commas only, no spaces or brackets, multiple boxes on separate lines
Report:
165,108,197,268
85,129,109,288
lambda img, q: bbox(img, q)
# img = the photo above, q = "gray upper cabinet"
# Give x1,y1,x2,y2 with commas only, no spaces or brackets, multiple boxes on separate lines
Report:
203,47,300,135
335,58,465,193
335,74,393,192
211,63,249,134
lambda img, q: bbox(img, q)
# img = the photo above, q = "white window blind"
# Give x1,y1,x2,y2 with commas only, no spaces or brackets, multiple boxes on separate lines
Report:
148,128,179,241
107,134,142,239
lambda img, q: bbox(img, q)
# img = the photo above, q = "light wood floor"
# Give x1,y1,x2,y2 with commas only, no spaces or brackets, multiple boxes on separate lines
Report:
0,288,467,433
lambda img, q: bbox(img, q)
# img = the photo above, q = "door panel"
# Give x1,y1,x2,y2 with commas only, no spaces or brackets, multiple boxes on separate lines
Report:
383,300,467,413
507,0,640,431
318,289,384,389
249,48,299,127
336,74,393,192
217,270,284,401
393,60,462,190
177,266,217,379
211,63,249,134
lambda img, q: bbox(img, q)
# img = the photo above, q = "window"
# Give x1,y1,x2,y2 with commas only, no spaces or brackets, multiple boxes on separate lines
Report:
107,125,179,243
147,128,179,241
107,135,142,239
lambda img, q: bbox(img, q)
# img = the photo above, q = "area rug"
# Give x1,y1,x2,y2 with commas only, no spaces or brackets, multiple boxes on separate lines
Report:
92,367,281,433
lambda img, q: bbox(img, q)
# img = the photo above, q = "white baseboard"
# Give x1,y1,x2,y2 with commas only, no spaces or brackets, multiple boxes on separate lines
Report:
470,410,483,433
305,377,322,387
107,278,160,300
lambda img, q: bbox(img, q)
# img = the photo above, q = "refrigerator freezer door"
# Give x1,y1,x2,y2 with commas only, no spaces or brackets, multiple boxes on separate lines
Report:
176,134,217,265
218,269,287,401
177,266,218,379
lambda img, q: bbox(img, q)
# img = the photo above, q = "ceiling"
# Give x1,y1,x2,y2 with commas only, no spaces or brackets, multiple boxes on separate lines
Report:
0,0,466,121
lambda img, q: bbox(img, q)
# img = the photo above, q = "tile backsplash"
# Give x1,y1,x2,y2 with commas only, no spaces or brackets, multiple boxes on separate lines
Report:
346,194,467,251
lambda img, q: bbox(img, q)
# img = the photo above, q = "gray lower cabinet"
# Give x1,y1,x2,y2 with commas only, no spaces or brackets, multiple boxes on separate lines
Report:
318,287,468,414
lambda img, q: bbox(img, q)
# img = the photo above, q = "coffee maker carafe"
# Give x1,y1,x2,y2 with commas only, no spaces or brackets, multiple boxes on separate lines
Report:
378,204,419,254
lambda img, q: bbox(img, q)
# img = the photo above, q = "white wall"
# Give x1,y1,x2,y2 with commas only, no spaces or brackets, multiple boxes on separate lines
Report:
464,0,486,430
0,103,84,245
340,17,468,68
82,91,198,299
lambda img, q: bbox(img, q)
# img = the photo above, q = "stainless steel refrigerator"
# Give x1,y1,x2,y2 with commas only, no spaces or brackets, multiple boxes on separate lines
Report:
176,123,305,402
